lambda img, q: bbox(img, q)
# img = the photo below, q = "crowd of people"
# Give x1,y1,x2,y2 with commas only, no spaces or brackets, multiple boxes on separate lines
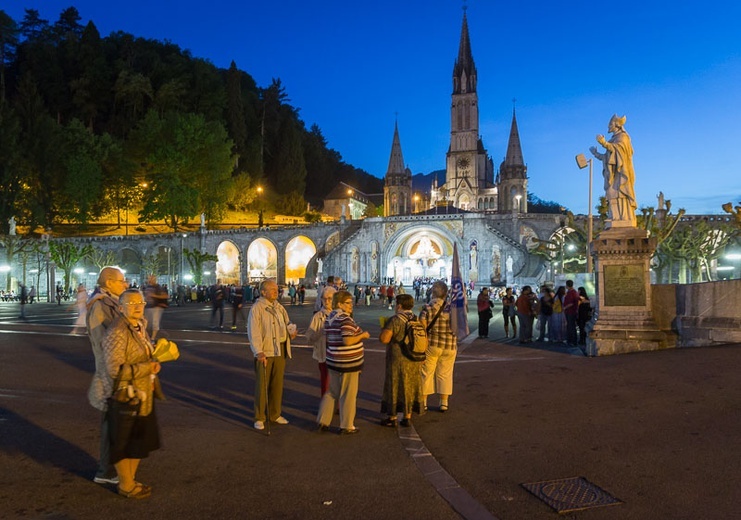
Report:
481,282,592,346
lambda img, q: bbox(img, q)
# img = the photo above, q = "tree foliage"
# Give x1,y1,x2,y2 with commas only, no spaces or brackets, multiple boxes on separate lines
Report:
0,6,383,232
48,240,93,290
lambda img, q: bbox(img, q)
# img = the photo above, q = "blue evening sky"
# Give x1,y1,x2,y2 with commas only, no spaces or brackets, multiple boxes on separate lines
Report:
5,0,741,215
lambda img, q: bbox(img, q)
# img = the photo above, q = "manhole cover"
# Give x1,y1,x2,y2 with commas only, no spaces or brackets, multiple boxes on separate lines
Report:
521,476,622,514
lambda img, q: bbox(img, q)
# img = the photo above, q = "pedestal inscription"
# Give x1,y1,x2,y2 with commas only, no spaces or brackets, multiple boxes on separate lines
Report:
604,264,645,306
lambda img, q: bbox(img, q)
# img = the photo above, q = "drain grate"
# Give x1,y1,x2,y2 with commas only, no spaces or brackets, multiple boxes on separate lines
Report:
521,476,622,514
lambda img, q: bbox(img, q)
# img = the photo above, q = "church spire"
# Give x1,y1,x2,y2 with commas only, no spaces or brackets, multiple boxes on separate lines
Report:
504,105,525,167
385,120,406,177
453,10,476,94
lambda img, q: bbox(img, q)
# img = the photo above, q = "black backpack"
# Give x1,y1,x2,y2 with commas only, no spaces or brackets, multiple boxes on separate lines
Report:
398,316,428,362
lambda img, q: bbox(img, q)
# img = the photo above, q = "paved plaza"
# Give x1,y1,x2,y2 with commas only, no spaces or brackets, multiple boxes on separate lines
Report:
1,298,739,519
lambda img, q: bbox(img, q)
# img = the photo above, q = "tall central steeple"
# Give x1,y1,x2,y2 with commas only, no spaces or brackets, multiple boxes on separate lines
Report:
453,10,477,95
443,6,491,211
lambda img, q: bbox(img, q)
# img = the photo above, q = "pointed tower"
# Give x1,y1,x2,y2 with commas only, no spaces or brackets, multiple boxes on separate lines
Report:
384,121,412,216
498,106,528,212
443,7,490,210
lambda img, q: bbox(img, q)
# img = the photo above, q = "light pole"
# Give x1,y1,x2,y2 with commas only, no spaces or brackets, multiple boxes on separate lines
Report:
256,186,264,228
575,153,594,273
180,233,187,285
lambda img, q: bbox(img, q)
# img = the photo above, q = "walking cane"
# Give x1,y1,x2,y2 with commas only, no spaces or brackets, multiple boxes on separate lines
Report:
263,361,271,436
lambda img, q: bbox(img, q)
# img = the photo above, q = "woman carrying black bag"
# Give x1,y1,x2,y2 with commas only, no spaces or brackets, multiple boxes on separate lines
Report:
103,289,162,499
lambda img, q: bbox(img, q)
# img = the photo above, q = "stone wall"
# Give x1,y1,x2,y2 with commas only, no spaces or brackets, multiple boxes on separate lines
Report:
653,280,741,347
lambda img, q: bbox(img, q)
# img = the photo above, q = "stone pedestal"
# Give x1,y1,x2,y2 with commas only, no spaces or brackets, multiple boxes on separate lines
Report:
585,227,674,356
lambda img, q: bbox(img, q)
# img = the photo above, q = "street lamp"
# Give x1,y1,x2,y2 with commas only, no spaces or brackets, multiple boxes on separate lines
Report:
575,153,594,274
256,186,264,228
180,233,187,285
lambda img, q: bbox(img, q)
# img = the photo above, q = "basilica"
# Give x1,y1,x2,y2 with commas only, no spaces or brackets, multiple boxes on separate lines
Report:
321,9,555,288
383,10,528,216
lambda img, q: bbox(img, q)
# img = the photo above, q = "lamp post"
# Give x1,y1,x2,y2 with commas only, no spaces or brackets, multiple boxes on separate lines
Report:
256,186,265,228
180,233,187,285
575,153,594,273
347,188,354,220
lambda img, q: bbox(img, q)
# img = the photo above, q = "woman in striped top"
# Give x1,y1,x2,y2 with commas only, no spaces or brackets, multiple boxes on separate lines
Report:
316,291,370,434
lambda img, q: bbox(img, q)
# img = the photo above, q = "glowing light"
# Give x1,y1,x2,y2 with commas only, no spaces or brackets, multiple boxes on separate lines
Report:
285,236,317,282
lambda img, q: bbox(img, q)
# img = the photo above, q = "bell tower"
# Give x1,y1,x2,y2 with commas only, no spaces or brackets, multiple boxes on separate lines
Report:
498,106,528,212
383,121,412,216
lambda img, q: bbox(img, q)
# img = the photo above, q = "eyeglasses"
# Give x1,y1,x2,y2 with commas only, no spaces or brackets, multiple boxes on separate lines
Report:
123,301,146,306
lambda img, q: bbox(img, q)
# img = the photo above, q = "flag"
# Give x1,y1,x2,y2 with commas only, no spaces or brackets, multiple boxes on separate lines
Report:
450,242,469,341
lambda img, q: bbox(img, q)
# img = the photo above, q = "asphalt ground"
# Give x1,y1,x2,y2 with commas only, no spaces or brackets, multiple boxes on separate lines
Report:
1,297,740,519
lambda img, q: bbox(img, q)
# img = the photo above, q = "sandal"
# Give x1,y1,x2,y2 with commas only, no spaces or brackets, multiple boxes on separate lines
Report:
379,417,397,427
439,404,449,412
118,482,152,499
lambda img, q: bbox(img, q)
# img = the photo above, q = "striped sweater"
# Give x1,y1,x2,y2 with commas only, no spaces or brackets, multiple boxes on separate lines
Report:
324,309,364,373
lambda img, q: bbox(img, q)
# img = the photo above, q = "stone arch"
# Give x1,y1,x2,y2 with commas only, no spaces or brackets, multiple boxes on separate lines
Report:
285,235,317,284
383,225,457,285
119,248,142,280
246,237,278,282
216,240,241,285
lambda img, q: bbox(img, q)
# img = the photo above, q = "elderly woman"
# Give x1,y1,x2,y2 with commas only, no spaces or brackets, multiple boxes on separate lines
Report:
316,290,370,434
379,294,425,428
419,281,456,413
103,289,161,499
305,286,337,396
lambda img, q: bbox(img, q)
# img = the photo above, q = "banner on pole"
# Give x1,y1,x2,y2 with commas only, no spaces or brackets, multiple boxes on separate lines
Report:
450,243,469,341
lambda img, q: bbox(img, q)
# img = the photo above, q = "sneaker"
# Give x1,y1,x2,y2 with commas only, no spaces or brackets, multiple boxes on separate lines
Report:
254,420,265,430
273,416,289,425
94,475,119,485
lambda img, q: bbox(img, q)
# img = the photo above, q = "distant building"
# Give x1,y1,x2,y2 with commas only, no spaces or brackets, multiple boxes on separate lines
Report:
323,182,371,220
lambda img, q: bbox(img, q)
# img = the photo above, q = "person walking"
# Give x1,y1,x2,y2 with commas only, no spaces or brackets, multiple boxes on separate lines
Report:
305,286,336,396
316,290,369,434
476,287,494,339
379,294,425,427
209,280,225,330
28,285,36,304
550,286,566,342
419,281,457,413
102,289,162,499
230,284,245,331
87,266,128,485
247,279,297,431
143,276,168,340
18,283,28,319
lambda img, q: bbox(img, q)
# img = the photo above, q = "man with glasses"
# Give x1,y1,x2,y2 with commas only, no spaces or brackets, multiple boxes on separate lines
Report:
87,266,128,485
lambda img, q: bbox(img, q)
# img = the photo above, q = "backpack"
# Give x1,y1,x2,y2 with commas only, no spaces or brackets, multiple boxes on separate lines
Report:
398,315,427,362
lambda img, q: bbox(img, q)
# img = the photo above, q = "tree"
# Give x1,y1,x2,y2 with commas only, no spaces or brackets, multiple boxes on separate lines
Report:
130,110,235,230
225,60,248,166
0,10,20,103
183,248,217,285
0,235,33,290
48,240,92,291
0,103,21,230
89,248,117,271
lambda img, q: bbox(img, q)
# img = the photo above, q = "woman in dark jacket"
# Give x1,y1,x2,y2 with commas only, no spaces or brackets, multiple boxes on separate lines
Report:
476,287,494,338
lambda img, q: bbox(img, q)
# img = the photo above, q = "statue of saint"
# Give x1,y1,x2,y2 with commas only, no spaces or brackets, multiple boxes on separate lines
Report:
469,242,478,271
200,213,206,228
8,216,16,235
590,114,637,227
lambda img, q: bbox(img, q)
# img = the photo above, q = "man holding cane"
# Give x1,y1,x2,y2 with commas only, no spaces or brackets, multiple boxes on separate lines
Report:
247,279,297,431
